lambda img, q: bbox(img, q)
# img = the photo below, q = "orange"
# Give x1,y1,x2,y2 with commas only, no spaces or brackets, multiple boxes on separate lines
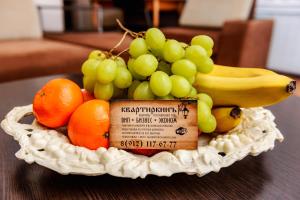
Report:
81,89,95,102
33,78,83,128
68,100,110,150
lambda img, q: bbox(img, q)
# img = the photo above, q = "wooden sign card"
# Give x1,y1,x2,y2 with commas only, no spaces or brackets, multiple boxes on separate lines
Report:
110,100,198,150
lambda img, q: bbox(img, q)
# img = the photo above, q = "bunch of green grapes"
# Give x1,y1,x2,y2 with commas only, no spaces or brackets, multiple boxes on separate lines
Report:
81,50,132,100
126,28,214,100
81,27,216,133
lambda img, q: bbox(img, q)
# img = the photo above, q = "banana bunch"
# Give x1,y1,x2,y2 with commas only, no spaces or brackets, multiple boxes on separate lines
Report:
194,65,296,108
212,107,242,133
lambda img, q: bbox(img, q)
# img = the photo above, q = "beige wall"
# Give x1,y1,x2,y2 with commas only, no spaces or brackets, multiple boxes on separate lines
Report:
33,0,64,32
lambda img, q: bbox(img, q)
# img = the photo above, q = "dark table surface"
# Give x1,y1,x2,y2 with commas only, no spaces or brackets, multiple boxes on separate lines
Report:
1,74,300,200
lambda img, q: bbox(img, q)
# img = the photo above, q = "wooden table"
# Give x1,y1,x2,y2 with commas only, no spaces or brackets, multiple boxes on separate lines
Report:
1,74,300,199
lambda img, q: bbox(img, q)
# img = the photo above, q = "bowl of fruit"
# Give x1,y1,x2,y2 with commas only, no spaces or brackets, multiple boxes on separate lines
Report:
1,23,295,178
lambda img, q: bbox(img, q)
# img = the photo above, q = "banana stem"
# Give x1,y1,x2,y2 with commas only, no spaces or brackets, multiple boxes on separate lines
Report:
230,107,242,119
286,80,297,93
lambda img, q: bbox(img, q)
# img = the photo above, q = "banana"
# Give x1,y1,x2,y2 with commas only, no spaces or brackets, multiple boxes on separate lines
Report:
212,107,242,133
209,65,278,77
194,65,296,108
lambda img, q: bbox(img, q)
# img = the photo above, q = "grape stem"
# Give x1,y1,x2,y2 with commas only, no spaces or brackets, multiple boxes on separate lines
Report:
116,48,129,57
109,31,129,54
116,19,144,38
102,51,112,58
108,19,145,57
116,19,137,38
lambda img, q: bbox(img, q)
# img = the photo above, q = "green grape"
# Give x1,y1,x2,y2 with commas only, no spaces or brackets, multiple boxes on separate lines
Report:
190,35,214,65
171,59,197,78
81,59,101,77
157,61,172,75
127,57,135,67
206,48,213,57
186,76,195,85
114,67,132,89
198,114,217,133
197,93,213,109
127,58,147,80
129,38,148,58
180,42,188,48
191,35,214,51
185,45,207,68
170,75,191,98
157,94,175,100
133,54,158,77
145,28,166,52
150,71,172,96
83,76,96,93
196,57,214,73
163,39,185,63
112,85,126,99
133,81,155,100
96,59,117,84
150,48,163,59
197,100,216,133
94,82,114,100
88,50,106,60
197,100,211,124
188,87,197,98
114,56,127,68
128,80,141,99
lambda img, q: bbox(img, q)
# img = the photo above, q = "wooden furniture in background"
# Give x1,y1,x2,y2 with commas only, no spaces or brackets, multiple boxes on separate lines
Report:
146,0,185,27
91,1,101,31
94,0,185,27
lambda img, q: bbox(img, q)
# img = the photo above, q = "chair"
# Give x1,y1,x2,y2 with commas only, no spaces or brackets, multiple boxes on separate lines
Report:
161,0,273,68
0,0,133,82
0,0,92,82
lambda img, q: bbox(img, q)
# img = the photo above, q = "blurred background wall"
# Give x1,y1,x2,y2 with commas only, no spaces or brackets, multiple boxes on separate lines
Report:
32,0,300,75
33,0,64,32
2,0,300,83
256,0,300,75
